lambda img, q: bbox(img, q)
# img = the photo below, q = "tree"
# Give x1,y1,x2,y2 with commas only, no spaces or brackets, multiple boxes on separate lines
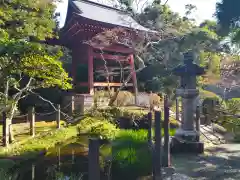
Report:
216,0,240,42
88,0,227,102
135,3,227,96
0,0,71,143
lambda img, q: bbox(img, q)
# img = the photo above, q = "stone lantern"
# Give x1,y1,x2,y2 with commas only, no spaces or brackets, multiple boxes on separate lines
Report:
171,51,205,153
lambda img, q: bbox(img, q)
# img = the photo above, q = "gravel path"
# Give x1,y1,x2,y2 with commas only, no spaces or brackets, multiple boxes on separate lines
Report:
170,144,240,180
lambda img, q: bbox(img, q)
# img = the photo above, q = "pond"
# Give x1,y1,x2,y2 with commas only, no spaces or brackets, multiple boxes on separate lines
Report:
7,137,110,180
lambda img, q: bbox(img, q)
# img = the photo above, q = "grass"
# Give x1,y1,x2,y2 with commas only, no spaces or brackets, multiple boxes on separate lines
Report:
0,121,66,144
0,125,77,157
0,106,176,177
111,129,176,180
0,122,77,171
111,130,151,180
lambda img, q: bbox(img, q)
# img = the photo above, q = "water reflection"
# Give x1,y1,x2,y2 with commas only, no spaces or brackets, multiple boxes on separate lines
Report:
9,138,95,180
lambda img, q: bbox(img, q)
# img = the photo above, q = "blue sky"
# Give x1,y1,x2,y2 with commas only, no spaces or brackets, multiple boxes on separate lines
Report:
55,0,219,28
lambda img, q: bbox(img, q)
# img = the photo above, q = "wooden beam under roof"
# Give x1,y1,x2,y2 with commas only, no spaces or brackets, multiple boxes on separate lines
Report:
93,52,129,61
78,82,133,87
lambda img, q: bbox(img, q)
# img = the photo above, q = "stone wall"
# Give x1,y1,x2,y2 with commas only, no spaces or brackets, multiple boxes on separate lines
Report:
62,92,162,113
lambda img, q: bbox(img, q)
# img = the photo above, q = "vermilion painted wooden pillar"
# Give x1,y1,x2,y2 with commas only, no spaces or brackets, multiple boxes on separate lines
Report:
88,46,94,95
129,54,138,105
72,50,77,87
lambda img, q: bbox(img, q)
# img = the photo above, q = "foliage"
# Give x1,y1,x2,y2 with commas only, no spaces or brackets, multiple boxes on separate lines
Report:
202,97,240,138
149,93,162,107
114,91,134,106
202,97,221,115
225,98,240,114
94,90,135,107
86,106,145,121
0,0,57,40
133,2,226,95
0,126,77,157
0,0,72,141
111,130,152,179
77,117,119,140
216,0,240,41
111,128,175,179
0,40,71,90
199,89,221,99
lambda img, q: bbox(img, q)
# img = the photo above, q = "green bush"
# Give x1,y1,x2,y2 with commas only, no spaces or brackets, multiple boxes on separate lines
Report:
86,107,146,127
114,91,134,107
226,98,240,114
219,98,240,138
77,117,119,140
202,96,224,115
93,90,135,107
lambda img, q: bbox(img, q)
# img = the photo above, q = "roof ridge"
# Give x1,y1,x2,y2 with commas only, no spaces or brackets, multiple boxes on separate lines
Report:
73,0,128,13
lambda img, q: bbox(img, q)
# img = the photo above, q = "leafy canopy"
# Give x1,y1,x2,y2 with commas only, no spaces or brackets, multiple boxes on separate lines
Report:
216,0,240,42
0,0,71,112
0,0,71,90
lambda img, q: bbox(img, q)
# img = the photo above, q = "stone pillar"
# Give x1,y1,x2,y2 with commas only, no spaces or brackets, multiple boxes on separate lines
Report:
182,97,195,131
171,51,205,154
175,89,199,139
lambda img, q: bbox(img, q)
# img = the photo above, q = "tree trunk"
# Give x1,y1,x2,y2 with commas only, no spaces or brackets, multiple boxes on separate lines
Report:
108,88,120,106
8,101,18,143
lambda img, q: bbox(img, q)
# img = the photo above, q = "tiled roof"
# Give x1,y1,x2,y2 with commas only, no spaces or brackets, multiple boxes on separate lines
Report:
70,0,152,32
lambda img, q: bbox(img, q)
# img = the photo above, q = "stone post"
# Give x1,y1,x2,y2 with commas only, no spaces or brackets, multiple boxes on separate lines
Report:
171,51,205,154
88,138,100,180
181,96,195,131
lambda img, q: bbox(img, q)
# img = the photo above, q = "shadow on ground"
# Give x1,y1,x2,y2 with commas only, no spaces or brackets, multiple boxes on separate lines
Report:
172,145,240,180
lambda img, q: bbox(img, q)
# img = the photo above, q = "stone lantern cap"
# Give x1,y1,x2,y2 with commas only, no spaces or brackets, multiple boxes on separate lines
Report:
173,51,205,77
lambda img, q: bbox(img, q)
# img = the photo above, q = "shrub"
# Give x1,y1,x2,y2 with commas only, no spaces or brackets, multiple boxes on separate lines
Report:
226,98,240,114
86,107,146,128
93,90,110,107
114,91,134,107
169,117,180,128
86,107,123,121
149,93,162,109
219,98,240,137
202,96,224,115
93,90,135,107
77,117,119,140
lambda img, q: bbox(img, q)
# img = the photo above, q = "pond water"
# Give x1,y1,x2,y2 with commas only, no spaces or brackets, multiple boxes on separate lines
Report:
9,137,110,180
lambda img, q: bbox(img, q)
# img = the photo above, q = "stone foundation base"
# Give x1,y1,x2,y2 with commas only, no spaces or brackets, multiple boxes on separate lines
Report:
63,94,93,115
170,137,204,154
